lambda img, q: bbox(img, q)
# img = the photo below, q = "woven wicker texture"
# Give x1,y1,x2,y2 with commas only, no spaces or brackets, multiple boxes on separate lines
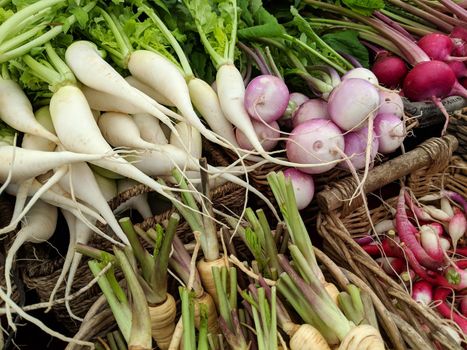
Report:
317,135,465,350
447,108,467,161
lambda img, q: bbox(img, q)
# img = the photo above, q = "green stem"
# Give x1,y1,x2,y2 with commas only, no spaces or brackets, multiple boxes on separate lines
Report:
88,260,131,341
0,0,11,7
114,248,152,350
75,243,115,263
44,42,76,85
379,9,436,33
113,331,127,350
0,0,65,44
213,267,233,330
107,333,118,350
257,209,280,273
181,287,196,350
0,25,46,53
197,304,209,350
140,4,193,78
308,18,373,32
119,217,153,283
228,0,238,62
22,54,62,88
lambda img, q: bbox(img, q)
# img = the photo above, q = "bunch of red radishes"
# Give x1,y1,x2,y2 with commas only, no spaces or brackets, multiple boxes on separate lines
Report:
372,28,467,101
239,69,408,210
358,188,466,337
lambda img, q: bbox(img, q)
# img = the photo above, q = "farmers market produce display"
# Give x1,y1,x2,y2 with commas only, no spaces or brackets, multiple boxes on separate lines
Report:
0,0,464,349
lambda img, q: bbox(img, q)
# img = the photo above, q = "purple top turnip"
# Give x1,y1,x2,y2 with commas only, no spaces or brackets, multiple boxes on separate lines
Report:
235,119,280,152
292,99,329,128
283,168,315,210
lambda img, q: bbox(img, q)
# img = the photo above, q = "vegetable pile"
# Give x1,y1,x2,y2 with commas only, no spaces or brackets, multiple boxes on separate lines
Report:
0,0,464,348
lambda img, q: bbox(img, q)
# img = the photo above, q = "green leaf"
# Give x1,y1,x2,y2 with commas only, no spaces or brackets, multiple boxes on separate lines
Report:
322,30,369,68
70,7,89,29
0,8,14,24
341,0,384,16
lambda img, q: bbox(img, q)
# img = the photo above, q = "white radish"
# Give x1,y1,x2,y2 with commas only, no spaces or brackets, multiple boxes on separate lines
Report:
0,79,58,143
115,179,152,219
440,197,454,218
133,113,168,145
5,180,105,224
57,161,130,245
170,121,202,159
4,200,57,326
187,78,237,146
82,85,144,114
64,41,183,133
448,210,466,250
0,145,109,183
94,172,118,200
125,76,175,107
48,85,187,213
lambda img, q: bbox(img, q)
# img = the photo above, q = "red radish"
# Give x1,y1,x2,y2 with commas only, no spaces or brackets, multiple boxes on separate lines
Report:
328,78,380,131
403,191,432,222
440,237,451,252
448,209,466,250
428,222,444,236
418,34,466,61
235,119,280,152
446,61,467,79
396,189,442,270
342,68,379,85
461,295,467,316
283,168,315,210
377,90,404,118
433,288,467,334
373,113,405,154
341,127,379,170
286,119,344,174
244,75,290,123
371,56,408,88
292,99,329,128
355,236,374,245
375,257,405,276
361,238,404,258
420,225,444,262
411,281,433,305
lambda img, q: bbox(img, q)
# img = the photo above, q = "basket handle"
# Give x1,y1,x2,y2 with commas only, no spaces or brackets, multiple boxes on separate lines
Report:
317,135,458,213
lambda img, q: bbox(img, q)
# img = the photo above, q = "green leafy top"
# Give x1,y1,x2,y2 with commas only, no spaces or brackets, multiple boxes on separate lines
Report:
182,0,238,67
0,120,16,145
322,30,369,68
340,0,384,16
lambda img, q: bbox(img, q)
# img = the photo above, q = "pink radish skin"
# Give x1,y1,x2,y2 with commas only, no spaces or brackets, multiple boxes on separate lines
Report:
283,168,315,210
371,56,408,88
420,225,444,262
342,68,379,85
280,92,309,128
429,222,445,236
461,295,467,316
442,190,467,213
374,113,405,154
404,191,432,222
434,288,467,333
341,127,379,170
292,99,329,128
446,61,467,79
235,120,280,152
286,119,344,174
402,61,458,102
396,189,443,270
411,281,433,305
244,75,290,123
417,33,466,61
451,27,467,57
448,209,466,249
328,78,380,131
440,237,451,252
377,90,404,118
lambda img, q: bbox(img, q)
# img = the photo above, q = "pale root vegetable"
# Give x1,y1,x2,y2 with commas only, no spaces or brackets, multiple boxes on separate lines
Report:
197,256,228,306
127,50,225,147
440,197,454,218
170,122,202,159
373,113,405,154
289,324,331,350
82,85,144,114
342,68,379,85
94,172,118,200
448,209,466,249
324,282,340,306
133,113,168,145
115,179,152,219
328,79,380,131
188,78,237,146
377,90,404,118
49,85,180,207
286,119,344,174
125,76,175,107
244,75,290,123
0,146,109,183
283,168,315,210
149,294,177,350
57,161,130,245
235,119,280,152
64,41,182,135
0,79,58,143
4,200,57,324
193,291,219,334
292,99,329,128
337,325,384,350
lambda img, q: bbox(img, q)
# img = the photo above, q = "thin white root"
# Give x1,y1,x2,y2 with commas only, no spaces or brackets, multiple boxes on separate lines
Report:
167,317,183,350
0,287,95,348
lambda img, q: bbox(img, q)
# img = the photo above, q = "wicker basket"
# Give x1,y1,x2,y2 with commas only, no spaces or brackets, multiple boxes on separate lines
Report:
447,108,467,160
316,135,465,349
